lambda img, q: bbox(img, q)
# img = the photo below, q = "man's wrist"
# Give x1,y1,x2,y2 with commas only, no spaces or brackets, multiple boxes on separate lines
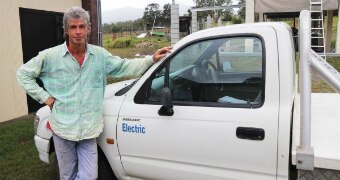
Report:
44,97,55,106
39,91,52,104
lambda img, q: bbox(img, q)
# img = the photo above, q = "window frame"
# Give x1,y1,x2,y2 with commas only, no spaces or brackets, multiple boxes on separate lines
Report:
134,34,266,109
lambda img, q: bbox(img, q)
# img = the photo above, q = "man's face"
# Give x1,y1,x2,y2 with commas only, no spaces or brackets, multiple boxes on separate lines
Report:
66,18,90,46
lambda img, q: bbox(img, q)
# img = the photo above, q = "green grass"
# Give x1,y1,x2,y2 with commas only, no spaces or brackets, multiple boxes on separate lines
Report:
0,116,57,180
107,40,170,58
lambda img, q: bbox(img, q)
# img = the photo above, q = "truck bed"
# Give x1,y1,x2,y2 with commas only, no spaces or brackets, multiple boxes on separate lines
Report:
292,93,340,170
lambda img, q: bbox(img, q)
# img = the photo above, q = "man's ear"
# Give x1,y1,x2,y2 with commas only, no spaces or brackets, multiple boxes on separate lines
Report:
88,26,91,34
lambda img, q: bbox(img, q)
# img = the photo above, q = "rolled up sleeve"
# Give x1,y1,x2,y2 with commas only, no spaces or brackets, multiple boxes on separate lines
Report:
104,50,154,78
16,51,50,104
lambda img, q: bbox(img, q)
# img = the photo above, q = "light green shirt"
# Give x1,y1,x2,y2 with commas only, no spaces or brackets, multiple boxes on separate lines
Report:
17,42,154,141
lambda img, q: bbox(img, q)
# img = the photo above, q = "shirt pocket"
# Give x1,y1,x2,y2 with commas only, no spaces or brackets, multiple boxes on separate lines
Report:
91,70,103,88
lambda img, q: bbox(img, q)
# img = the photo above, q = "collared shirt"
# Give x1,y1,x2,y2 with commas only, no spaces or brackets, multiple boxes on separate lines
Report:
17,42,154,141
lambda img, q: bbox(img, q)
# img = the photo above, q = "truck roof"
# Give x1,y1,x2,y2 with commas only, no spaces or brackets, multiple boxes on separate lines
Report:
174,22,293,50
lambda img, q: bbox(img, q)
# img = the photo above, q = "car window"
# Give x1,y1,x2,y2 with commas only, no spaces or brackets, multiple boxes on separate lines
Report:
147,36,264,107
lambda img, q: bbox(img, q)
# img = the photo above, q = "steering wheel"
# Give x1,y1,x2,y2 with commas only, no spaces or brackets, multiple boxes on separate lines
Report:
201,60,217,70
206,61,217,71
193,60,219,82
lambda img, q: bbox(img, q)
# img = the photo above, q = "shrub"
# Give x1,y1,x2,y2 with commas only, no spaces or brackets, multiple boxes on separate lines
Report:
112,37,132,48
232,17,243,24
103,39,114,49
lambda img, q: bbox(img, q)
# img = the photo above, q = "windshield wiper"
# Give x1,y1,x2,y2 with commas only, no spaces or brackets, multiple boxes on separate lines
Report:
115,79,139,96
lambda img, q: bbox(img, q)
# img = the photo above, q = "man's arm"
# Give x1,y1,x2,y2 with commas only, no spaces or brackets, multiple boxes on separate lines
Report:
16,51,52,106
105,46,172,78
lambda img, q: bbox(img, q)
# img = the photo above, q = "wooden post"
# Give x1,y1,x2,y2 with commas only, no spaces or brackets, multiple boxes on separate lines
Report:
336,3,340,53
326,10,333,52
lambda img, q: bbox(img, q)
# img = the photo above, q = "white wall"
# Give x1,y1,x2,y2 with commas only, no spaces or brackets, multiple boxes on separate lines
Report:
19,0,81,13
0,0,81,122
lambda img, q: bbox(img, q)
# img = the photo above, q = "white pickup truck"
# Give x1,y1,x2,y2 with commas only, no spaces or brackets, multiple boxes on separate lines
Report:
33,11,340,180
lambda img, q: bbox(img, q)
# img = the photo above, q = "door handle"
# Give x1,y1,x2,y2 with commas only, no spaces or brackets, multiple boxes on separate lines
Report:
236,127,265,141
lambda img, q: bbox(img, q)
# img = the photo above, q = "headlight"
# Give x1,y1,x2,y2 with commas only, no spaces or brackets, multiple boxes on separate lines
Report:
34,115,40,134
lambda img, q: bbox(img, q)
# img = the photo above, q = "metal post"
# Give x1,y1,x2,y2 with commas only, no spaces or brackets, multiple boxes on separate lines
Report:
97,0,102,47
300,10,312,149
296,10,314,171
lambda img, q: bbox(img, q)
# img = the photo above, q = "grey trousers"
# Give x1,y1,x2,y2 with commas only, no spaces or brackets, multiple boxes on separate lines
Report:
53,134,98,180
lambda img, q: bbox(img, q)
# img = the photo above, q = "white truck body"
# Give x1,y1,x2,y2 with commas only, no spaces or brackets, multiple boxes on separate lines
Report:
33,12,340,180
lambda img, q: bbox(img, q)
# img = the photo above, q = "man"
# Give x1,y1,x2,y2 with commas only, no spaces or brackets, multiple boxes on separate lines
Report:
17,7,171,180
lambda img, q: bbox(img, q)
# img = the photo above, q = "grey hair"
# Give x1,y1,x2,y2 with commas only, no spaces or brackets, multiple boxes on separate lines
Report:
63,7,91,40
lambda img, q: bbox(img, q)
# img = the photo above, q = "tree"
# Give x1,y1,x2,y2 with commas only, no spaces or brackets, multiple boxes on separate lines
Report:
142,3,161,29
102,23,112,34
160,3,171,27
134,18,146,31
111,23,119,33
193,0,232,22
237,0,246,22
220,7,234,21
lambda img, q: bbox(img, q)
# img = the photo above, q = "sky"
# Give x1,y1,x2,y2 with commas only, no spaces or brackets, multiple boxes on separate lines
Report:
101,0,195,11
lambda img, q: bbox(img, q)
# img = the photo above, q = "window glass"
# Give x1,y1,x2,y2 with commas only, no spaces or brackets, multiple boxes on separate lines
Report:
218,37,262,73
148,36,264,106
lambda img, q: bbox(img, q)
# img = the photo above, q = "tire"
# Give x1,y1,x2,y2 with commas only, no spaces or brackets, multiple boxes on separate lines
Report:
98,147,117,180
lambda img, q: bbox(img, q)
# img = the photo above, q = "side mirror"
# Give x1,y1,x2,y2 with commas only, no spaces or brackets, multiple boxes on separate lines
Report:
158,87,174,116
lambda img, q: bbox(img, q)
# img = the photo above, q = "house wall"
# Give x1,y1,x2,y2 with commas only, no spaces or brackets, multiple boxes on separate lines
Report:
0,0,81,122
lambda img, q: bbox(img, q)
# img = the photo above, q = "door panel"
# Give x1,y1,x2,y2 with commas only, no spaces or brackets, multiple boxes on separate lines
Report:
19,8,64,112
117,27,279,179
118,105,279,179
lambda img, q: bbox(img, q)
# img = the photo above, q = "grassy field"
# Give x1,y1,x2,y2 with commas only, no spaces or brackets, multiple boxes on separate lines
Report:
1,31,340,179
0,116,58,180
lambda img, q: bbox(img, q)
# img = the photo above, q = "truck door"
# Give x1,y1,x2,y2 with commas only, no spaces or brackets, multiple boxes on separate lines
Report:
117,27,279,179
